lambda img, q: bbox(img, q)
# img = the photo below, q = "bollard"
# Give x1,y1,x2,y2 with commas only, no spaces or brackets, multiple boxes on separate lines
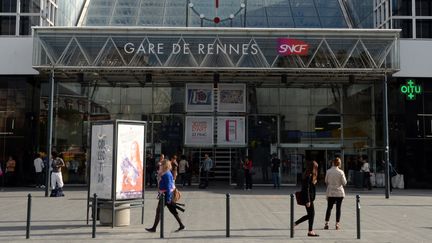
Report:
226,193,230,237
356,195,361,239
160,194,165,239
290,194,294,238
92,193,97,238
26,194,32,239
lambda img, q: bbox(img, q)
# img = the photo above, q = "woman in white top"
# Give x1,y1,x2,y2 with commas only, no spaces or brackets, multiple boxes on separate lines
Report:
324,157,347,230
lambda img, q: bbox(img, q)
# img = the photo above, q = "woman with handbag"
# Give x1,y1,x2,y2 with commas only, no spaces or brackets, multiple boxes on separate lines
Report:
324,157,347,230
145,159,185,233
294,160,319,237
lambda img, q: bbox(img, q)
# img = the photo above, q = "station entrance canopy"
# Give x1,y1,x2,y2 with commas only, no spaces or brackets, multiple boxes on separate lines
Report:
32,27,400,75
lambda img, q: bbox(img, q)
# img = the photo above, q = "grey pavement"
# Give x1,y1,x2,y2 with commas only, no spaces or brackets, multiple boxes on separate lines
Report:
0,185,431,243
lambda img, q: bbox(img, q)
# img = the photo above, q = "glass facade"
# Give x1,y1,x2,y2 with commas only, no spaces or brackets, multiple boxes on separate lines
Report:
388,78,432,188
387,0,432,38
82,0,349,28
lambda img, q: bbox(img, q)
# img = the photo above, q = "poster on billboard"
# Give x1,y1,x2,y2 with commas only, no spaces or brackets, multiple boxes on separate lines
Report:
185,116,214,145
217,117,246,146
90,123,114,200
185,83,214,112
217,83,246,112
115,123,145,200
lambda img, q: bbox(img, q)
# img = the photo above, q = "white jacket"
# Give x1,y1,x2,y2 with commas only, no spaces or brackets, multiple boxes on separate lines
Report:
325,166,347,198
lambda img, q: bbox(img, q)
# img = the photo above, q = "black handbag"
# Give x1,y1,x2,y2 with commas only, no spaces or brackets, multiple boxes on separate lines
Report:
295,191,305,205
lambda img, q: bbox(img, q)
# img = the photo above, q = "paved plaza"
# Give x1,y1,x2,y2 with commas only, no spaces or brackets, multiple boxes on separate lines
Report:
0,185,431,243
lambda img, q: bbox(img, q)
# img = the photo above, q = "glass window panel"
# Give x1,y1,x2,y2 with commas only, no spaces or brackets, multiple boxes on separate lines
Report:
290,0,315,7
153,87,173,113
87,7,113,16
268,16,295,27
19,16,39,35
91,0,115,7
321,17,348,28
293,17,321,27
314,0,340,8
84,17,110,26
310,88,341,114
416,19,432,38
164,16,186,26
416,0,432,16
20,0,40,13
291,7,318,17
312,115,341,144
0,0,17,12
392,0,412,16
139,6,164,16
0,16,16,35
266,0,290,7
252,88,279,114
316,7,343,17
114,7,139,17
138,15,163,26
142,0,165,7
266,7,292,17
246,16,268,27
393,19,412,38
117,0,140,8
246,7,266,17
111,16,137,26
343,84,373,115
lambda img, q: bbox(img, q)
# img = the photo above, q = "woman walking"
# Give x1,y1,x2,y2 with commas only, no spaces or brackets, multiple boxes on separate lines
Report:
324,157,347,230
295,160,319,237
145,159,185,232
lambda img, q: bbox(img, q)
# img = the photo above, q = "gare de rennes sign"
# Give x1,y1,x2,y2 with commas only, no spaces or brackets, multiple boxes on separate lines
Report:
122,38,309,56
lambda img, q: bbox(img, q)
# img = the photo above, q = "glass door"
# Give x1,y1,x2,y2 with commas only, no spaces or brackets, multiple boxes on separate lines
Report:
280,147,342,185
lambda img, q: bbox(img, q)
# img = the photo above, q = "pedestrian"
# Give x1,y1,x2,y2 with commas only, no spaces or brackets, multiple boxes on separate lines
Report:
50,151,65,196
34,153,45,188
271,153,281,189
145,159,185,232
324,157,347,230
236,158,244,189
261,155,270,182
200,153,213,188
295,160,319,237
145,153,155,187
360,155,372,190
170,155,179,181
243,156,253,190
5,155,16,187
178,155,189,187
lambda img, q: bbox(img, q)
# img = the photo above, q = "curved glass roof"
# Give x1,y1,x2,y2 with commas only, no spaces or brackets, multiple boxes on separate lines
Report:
81,0,349,28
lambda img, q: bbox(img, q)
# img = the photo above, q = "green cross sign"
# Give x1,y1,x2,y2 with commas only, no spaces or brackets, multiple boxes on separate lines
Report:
400,79,422,100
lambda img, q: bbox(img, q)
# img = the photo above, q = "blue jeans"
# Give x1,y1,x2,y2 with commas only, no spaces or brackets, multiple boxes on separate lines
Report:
272,172,280,188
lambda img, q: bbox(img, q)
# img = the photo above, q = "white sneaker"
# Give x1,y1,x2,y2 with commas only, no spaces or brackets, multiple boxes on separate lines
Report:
40,185,46,189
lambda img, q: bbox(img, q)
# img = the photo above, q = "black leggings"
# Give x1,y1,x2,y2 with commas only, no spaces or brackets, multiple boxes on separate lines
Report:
295,202,315,231
325,197,343,222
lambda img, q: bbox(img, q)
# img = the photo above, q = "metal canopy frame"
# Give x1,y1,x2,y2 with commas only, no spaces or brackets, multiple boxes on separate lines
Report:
32,27,400,75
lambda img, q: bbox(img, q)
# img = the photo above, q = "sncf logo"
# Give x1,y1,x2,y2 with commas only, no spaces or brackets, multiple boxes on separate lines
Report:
277,38,309,56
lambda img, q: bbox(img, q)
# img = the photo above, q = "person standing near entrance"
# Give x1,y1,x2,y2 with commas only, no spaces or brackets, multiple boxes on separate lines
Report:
324,157,346,230
295,160,319,237
178,155,189,188
243,156,253,190
360,155,372,190
271,153,281,189
5,156,16,187
34,153,45,188
50,151,65,196
200,154,213,188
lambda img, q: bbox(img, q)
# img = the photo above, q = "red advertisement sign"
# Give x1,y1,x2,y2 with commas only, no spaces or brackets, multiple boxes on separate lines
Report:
277,38,309,56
